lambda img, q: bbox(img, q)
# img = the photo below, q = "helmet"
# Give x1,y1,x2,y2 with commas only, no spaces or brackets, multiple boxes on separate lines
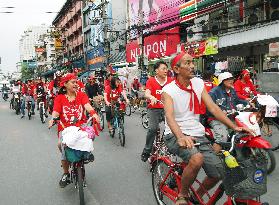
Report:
218,72,233,84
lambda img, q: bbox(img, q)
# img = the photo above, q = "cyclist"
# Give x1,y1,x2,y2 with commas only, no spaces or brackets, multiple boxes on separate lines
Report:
140,61,173,162
104,77,129,134
162,52,253,204
234,69,258,101
130,76,141,99
48,73,99,188
207,72,247,152
85,74,102,100
35,77,46,111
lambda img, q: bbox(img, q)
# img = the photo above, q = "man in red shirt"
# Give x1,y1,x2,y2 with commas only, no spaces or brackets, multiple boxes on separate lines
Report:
234,69,258,101
141,61,173,162
131,77,141,99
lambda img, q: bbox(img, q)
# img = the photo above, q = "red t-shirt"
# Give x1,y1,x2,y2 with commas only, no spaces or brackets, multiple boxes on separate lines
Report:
53,92,89,133
131,81,141,90
234,79,258,100
146,77,173,109
204,81,215,92
104,85,123,103
104,79,110,87
27,84,35,96
77,80,85,92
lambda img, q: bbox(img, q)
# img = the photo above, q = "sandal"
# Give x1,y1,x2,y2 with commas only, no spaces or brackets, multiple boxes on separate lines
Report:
176,196,189,205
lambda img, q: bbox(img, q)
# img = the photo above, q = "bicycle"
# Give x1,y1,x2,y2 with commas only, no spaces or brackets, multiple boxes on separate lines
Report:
151,134,269,205
110,101,126,147
37,93,48,123
51,117,100,205
26,95,32,120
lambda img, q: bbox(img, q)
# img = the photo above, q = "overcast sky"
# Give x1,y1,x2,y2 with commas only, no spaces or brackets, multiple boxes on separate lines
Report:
0,0,65,73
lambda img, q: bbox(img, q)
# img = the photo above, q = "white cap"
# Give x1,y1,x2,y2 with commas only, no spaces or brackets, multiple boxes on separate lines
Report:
218,72,233,84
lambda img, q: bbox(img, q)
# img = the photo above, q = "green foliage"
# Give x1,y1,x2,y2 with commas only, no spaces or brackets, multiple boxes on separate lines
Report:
20,62,34,80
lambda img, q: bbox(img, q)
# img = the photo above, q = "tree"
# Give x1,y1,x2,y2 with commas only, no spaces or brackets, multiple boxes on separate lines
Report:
21,62,34,80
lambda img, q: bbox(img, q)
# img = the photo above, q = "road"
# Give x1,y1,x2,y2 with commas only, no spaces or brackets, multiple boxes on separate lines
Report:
0,97,278,205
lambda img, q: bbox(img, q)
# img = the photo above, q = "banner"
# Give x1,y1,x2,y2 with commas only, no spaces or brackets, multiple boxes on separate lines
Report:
269,42,279,56
126,27,180,62
55,38,63,50
183,40,206,58
128,0,184,38
87,46,105,69
205,37,218,55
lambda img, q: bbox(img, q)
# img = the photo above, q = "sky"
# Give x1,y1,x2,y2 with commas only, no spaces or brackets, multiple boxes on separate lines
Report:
0,0,65,73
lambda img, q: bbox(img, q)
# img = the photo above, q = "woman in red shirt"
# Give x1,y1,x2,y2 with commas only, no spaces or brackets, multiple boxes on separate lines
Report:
104,77,129,133
234,69,258,101
48,73,99,188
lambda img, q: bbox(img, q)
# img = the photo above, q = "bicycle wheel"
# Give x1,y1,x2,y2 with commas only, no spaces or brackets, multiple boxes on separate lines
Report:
125,104,131,116
141,112,149,129
152,160,175,205
260,119,279,151
77,166,85,205
118,117,125,147
261,149,276,174
99,111,105,131
40,105,46,123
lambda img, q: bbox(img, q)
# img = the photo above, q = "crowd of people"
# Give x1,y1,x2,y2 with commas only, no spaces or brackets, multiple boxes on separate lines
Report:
5,52,260,204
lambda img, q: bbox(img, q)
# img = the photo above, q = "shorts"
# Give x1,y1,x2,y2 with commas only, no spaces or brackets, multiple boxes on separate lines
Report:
105,105,113,122
209,120,229,143
163,134,222,178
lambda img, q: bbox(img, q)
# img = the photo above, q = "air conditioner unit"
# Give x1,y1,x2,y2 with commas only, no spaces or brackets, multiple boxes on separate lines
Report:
270,0,279,21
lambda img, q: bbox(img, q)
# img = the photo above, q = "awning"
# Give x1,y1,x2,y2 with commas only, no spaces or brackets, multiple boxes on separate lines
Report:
218,21,279,49
109,51,126,64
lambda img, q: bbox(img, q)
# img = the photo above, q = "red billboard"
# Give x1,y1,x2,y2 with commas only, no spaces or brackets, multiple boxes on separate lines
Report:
128,0,184,38
126,27,180,63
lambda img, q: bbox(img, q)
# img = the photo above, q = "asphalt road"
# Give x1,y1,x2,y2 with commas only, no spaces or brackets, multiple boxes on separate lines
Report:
0,96,279,205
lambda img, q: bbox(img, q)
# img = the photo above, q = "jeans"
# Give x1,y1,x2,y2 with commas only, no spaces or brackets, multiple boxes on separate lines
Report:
142,108,164,155
21,95,35,116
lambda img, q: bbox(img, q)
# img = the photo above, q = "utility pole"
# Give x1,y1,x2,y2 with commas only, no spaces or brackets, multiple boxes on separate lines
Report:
101,0,110,70
139,11,144,71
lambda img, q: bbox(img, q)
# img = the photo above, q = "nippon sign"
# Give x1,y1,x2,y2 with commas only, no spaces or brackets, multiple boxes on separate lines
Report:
126,27,180,63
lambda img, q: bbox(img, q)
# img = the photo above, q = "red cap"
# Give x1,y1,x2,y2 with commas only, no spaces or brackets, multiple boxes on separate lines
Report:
171,52,186,69
60,73,77,87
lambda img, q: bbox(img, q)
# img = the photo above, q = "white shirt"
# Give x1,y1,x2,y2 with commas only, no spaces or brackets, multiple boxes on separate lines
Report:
163,77,205,137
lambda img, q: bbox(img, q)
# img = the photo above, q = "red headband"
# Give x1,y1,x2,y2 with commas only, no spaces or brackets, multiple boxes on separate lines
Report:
171,52,186,69
241,69,250,75
60,73,77,87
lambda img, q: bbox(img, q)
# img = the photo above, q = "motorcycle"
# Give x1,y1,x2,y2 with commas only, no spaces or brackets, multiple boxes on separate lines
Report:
205,98,276,174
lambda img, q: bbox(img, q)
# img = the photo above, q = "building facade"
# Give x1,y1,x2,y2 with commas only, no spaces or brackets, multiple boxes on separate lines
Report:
19,25,49,62
52,0,84,69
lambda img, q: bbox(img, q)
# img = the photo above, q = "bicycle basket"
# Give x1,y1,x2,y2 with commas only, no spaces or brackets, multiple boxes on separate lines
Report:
220,156,267,199
65,147,91,163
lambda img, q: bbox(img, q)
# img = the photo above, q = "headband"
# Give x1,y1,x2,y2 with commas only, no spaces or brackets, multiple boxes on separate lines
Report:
171,52,186,69
60,73,77,87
